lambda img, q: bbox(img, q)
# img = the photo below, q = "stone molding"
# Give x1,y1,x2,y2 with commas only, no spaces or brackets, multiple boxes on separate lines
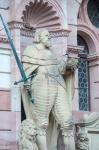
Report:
78,24,99,43
0,37,8,43
8,21,27,30
77,24,98,54
75,112,99,128
8,21,70,38
75,113,99,150
0,88,10,92
68,45,84,54
88,54,99,68
88,54,99,62
50,29,70,38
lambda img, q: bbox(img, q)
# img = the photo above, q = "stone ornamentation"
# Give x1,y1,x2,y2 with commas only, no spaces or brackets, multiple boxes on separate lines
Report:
76,132,89,150
18,119,38,150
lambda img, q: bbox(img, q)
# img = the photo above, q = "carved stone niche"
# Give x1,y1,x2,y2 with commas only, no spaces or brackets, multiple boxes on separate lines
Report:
75,112,99,150
21,0,61,30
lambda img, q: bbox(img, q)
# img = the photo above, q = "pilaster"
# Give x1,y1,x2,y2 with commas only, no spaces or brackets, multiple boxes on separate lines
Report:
10,28,21,112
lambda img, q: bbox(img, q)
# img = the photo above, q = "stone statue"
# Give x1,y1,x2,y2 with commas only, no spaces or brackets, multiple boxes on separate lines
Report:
18,28,78,150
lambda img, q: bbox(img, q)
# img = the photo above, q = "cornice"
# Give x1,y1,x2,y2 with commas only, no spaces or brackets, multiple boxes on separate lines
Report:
67,45,84,54
8,21,70,38
8,21,28,30
50,29,70,38
0,88,10,92
21,29,34,37
88,54,99,62
75,112,99,127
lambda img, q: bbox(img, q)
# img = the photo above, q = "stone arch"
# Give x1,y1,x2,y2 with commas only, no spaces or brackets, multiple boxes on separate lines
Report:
78,25,98,54
15,0,66,29
75,0,83,18
77,0,89,24
77,0,99,32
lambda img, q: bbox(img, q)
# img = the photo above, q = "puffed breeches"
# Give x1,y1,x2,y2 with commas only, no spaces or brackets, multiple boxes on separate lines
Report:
31,74,72,130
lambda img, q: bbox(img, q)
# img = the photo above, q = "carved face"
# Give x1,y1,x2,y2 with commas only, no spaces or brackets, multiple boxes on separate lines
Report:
39,30,51,48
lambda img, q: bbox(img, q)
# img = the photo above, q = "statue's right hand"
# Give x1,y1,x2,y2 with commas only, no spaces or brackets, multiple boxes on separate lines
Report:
23,83,31,90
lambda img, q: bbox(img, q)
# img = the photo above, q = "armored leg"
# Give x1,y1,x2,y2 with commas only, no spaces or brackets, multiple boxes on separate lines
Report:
53,86,75,150
36,127,47,150
30,76,58,150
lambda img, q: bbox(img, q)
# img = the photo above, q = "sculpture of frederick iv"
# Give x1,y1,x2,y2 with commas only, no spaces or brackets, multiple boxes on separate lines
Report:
18,28,78,150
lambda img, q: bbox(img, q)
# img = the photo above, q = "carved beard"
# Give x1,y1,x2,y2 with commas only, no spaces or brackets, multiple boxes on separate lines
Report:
42,40,51,49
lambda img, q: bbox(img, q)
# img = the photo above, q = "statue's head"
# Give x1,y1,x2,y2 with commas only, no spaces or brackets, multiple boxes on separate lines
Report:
34,28,51,48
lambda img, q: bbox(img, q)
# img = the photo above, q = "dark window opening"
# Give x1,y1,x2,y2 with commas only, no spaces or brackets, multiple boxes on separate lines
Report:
77,35,90,111
87,0,99,28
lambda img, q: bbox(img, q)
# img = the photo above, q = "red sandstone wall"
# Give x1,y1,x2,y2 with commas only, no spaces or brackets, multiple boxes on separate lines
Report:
0,89,20,149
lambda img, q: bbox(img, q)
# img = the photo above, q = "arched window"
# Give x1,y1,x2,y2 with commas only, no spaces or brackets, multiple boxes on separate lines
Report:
87,0,99,28
77,35,90,111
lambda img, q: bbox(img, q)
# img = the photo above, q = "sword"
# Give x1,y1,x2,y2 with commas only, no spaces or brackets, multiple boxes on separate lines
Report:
0,14,34,103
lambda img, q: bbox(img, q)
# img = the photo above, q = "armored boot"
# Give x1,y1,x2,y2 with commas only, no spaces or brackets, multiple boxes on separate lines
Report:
36,127,48,150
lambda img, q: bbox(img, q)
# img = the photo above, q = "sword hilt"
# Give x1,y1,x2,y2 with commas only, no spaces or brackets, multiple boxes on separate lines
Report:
14,73,37,85
14,80,35,103
14,79,25,85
